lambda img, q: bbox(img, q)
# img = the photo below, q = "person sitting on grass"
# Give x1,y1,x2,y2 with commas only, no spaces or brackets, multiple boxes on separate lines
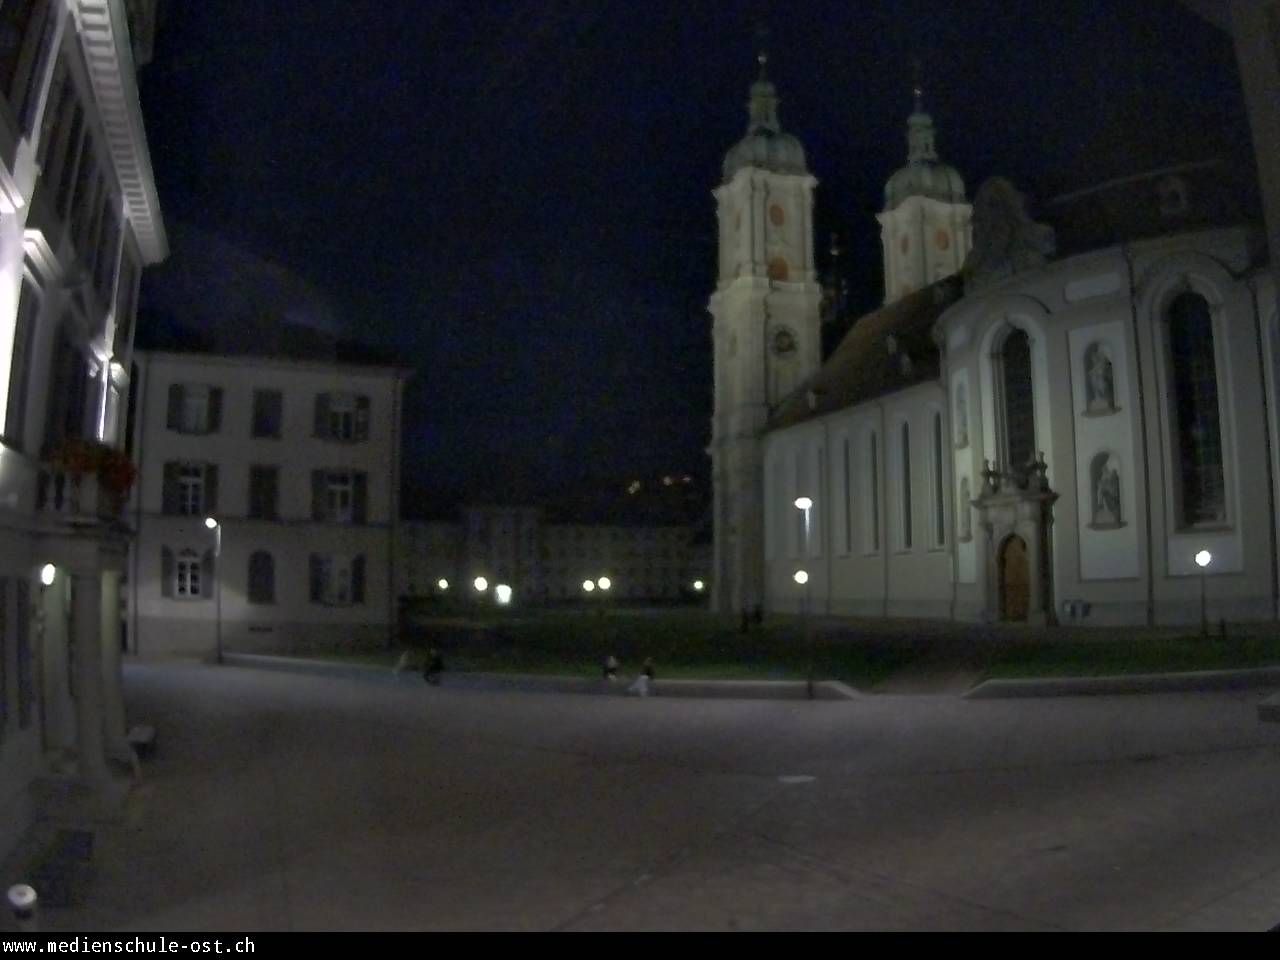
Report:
423,648,444,686
628,658,655,697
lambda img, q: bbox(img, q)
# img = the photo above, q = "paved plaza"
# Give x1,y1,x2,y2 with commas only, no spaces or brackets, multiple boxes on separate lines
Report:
44,661,1280,931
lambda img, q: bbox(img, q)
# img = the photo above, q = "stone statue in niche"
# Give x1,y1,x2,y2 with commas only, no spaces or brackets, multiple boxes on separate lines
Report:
959,477,972,541
954,383,969,448
1091,453,1122,528
1085,342,1116,415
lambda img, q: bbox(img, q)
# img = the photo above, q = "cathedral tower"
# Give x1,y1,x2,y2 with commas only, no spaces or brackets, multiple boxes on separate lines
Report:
876,80,972,303
709,52,822,615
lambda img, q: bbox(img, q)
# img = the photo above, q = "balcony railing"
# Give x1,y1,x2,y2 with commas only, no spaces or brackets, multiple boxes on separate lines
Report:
36,468,125,524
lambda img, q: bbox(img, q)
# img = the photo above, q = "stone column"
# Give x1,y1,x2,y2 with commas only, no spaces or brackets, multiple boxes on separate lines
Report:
99,568,129,759
70,570,110,787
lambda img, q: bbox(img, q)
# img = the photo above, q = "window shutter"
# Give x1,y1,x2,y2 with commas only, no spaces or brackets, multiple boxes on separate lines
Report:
266,467,279,520
201,549,215,598
161,547,175,598
353,472,368,525
166,384,183,430
352,555,366,604
204,464,219,514
311,470,325,521
355,396,370,441
314,394,330,438
309,555,323,603
208,388,223,433
161,462,179,515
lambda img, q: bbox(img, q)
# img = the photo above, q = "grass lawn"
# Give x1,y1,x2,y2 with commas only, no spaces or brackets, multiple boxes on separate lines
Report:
287,610,1280,690
981,634,1280,678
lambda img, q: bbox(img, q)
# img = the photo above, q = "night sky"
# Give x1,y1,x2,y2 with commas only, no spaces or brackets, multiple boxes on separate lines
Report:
136,1,1246,507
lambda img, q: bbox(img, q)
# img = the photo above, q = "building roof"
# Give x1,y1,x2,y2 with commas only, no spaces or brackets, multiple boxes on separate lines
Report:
769,277,963,431
77,0,167,262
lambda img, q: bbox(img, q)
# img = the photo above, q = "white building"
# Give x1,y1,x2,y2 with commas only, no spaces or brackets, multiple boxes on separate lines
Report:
0,0,165,863
399,492,710,606
128,349,410,656
714,52,1280,627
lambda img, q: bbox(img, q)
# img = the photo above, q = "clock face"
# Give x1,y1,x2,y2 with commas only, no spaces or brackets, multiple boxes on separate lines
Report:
772,328,797,357
769,204,786,227
936,229,951,251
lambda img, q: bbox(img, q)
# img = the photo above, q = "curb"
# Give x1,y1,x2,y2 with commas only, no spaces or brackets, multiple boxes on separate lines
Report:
966,666,1280,700
219,654,860,701
1260,692,1280,723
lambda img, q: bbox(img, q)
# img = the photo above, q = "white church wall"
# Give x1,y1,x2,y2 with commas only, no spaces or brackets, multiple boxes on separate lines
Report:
1258,272,1280,613
1068,320,1141,581
1134,233,1273,623
883,385,953,619
950,367,977,584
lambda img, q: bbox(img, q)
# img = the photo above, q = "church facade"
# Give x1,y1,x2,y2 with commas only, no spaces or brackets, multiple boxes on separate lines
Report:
712,65,1279,627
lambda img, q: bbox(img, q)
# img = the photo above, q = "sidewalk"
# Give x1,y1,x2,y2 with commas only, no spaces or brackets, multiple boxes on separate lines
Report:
221,653,860,701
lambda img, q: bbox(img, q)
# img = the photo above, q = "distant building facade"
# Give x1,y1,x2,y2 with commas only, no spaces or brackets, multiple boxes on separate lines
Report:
128,350,409,655
399,482,710,604
0,1,166,863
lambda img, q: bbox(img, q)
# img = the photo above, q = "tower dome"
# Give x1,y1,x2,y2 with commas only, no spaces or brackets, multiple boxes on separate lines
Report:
722,53,808,182
884,91,965,210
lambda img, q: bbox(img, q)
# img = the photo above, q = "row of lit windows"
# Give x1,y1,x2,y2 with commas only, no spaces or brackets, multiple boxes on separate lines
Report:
160,548,368,607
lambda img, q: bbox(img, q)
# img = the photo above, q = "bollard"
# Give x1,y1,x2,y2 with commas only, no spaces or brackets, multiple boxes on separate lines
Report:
7,884,37,933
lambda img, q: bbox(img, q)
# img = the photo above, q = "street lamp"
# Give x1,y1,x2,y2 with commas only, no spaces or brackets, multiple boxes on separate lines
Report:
582,579,595,594
1195,549,1212,638
473,576,488,594
795,496,815,700
40,564,56,587
204,517,223,664
437,578,449,592
495,583,513,605
693,579,705,593
597,576,611,592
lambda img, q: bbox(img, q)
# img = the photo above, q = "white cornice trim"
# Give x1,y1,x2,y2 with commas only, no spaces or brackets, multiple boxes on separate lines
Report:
73,0,167,263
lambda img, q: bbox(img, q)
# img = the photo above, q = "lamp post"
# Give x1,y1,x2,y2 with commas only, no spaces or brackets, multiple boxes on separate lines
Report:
204,517,222,664
1195,549,1212,638
794,569,813,699
794,497,815,700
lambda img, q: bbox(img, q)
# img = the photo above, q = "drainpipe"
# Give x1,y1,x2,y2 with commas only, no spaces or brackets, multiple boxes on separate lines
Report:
822,417,833,615
1250,279,1280,621
1122,244,1156,626
880,401,889,617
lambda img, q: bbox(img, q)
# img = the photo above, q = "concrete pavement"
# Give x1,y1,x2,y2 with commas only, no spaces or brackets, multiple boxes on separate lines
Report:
42,661,1280,931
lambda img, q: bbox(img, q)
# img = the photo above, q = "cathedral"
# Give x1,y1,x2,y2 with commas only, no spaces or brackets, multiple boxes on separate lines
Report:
709,55,1279,627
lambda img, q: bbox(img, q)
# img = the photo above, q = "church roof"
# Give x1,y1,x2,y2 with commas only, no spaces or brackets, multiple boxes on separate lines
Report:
769,277,963,431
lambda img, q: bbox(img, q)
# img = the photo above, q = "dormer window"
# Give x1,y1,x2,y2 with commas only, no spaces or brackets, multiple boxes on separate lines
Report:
1157,175,1190,218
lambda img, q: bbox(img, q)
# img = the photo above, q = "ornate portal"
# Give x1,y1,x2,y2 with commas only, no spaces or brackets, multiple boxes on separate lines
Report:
973,454,1059,625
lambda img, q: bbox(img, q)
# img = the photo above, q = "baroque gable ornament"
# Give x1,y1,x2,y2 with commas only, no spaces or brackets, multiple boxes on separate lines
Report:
963,177,1056,291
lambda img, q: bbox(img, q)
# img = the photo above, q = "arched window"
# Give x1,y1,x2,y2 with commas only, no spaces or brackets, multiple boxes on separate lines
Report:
900,421,913,550
1168,291,1225,525
248,551,275,604
998,329,1036,480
